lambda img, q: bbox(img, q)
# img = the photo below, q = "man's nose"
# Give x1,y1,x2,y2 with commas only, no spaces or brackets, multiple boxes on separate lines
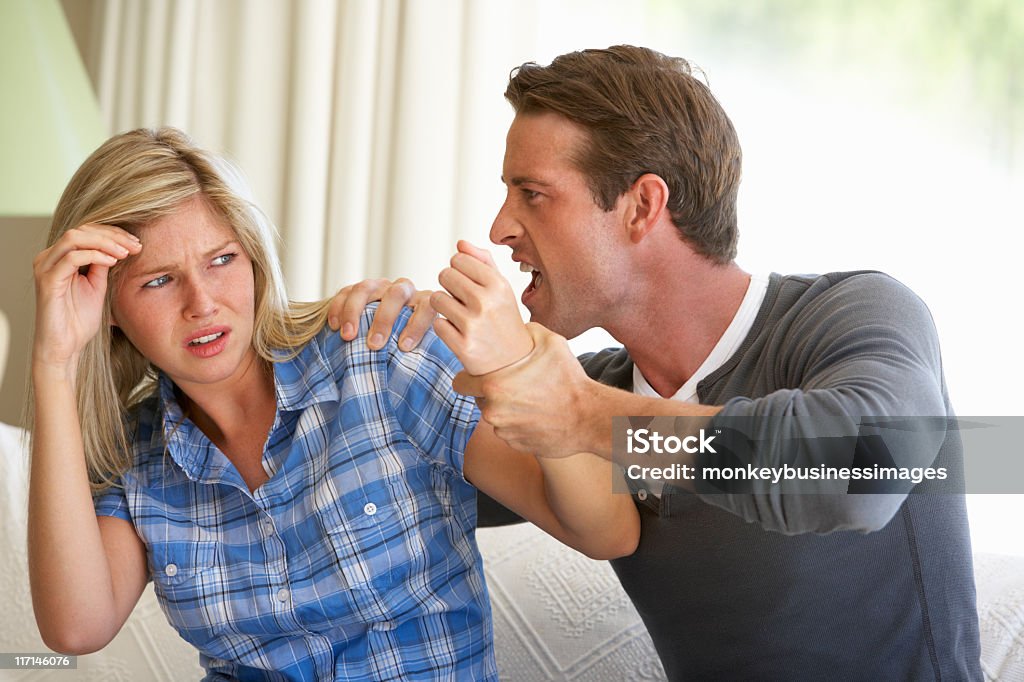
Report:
489,199,523,246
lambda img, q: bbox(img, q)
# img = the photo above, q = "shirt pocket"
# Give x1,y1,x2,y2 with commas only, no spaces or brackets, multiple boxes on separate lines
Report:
321,483,424,593
149,540,221,642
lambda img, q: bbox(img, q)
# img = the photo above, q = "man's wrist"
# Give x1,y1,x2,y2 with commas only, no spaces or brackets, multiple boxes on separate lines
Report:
567,375,611,459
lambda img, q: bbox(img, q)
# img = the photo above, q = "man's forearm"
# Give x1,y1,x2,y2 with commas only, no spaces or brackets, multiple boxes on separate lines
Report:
575,379,723,459
459,323,723,460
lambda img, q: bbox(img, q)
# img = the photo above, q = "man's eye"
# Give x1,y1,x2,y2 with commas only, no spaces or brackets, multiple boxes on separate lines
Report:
523,189,541,201
212,253,236,266
143,275,170,289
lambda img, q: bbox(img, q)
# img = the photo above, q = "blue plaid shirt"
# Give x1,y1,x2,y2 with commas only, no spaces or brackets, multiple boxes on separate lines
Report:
94,307,496,681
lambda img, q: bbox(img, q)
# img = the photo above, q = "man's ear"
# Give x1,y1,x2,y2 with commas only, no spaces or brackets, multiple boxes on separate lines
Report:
624,173,670,244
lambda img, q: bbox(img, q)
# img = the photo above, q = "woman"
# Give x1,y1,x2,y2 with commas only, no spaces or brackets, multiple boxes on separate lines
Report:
28,128,638,680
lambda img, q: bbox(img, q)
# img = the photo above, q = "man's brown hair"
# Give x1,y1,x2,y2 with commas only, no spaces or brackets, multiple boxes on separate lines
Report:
505,45,742,263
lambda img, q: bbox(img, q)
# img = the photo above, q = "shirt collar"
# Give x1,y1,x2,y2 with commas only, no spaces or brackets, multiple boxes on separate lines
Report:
270,333,340,411
156,333,340,481
157,374,218,481
633,273,771,403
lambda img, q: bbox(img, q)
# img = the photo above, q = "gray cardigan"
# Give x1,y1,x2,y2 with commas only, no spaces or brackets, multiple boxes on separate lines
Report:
576,271,980,680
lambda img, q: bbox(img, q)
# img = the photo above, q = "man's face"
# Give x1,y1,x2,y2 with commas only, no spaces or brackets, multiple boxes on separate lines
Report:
490,112,628,338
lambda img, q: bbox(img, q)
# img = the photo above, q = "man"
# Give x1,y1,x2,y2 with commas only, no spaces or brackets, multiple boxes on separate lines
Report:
332,45,980,680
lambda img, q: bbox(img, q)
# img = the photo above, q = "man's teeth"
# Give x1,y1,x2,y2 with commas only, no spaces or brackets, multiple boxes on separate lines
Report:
189,332,224,346
519,262,535,273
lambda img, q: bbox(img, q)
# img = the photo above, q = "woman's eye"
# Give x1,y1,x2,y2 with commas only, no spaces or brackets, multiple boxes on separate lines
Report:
143,275,170,289
212,253,236,266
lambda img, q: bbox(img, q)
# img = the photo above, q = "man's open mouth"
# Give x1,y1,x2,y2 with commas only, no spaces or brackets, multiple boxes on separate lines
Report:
520,262,543,296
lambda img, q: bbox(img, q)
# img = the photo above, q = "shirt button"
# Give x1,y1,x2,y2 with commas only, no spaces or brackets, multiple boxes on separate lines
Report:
263,519,275,536
277,588,290,603
363,502,377,516
165,563,178,577
637,489,648,501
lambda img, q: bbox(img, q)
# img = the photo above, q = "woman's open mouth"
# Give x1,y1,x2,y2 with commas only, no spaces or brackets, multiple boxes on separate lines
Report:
184,328,230,358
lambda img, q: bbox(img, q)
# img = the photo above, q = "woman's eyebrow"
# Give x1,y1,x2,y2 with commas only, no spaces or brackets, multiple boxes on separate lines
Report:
131,240,239,279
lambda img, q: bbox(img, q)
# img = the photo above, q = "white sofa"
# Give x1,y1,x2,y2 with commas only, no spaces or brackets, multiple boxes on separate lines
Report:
2,421,1023,681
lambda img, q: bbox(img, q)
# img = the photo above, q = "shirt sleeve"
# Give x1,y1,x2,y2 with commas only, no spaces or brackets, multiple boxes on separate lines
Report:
375,307,481,475
93,480,132,521
697,273,952,535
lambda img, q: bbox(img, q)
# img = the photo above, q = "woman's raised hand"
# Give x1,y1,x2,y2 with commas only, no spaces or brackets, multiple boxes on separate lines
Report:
32,224,141,373
432,240,534,376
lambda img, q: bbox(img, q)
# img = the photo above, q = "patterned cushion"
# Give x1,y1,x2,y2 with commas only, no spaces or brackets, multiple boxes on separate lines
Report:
477,524,666,680
478,521,1024,681
974,552,1024,681
0,422,203,680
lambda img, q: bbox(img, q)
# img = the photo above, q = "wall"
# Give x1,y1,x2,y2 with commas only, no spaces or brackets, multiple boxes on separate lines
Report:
0,3,98,426
0,218,47,425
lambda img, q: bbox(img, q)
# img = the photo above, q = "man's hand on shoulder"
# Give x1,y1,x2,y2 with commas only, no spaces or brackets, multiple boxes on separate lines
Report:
326,278,436,351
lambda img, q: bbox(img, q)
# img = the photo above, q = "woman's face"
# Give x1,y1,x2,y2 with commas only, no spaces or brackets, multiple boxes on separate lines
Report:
111,196,259,395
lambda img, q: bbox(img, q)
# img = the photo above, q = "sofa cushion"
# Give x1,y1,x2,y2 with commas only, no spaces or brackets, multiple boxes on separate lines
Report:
477,524,667,680
0,422,202,679
975,552,1024,680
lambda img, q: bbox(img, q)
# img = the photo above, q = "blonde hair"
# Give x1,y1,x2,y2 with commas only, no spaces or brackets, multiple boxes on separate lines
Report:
35,127,329,492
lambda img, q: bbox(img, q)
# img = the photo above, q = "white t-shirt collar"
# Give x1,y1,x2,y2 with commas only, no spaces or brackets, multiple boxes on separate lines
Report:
632,273,770,404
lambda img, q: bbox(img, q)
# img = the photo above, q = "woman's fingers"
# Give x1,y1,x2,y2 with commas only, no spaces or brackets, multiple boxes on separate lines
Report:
449,251,501,288
456,240,498,268
437,265,482,313
434,240,533,375
432,316,462,354
32,226,138,370
35,224,140,275
36,248,122,295
62,248,117,273
429,290,469,331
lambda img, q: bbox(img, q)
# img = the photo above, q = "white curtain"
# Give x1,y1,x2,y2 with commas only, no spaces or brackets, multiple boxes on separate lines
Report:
76,0,539,300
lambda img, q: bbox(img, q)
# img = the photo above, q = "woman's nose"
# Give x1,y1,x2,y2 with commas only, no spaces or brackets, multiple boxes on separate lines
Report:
182,279,218,319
